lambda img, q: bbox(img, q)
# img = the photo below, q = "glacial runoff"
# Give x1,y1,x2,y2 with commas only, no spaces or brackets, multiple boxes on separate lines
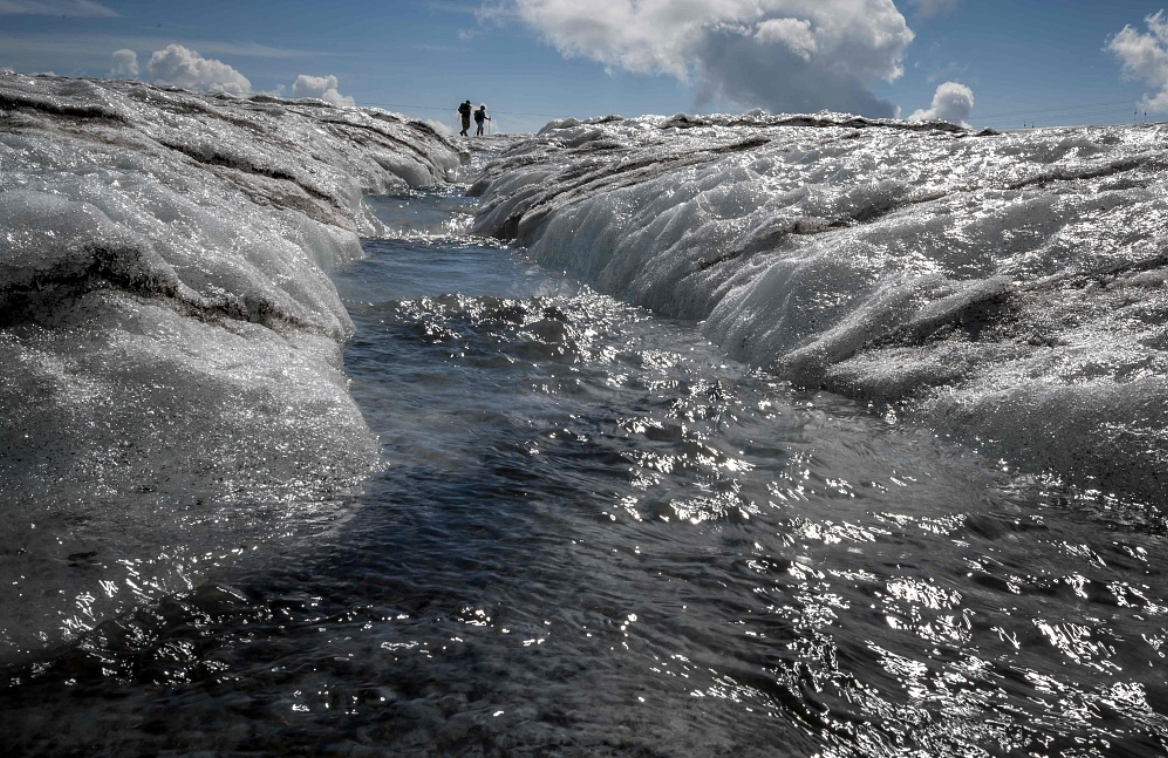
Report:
2,69,1167,664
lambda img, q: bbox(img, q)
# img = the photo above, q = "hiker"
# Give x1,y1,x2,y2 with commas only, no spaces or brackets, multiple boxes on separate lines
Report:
457,99,472,136
474,104,491,136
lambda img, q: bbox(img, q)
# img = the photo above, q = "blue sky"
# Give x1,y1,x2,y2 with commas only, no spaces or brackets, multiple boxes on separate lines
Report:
2,1,1168,134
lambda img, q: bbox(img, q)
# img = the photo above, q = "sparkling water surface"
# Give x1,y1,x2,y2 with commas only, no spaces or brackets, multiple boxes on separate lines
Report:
3,177,1168,757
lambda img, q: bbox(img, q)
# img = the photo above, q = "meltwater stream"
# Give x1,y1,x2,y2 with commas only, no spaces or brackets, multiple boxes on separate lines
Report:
4,182,1168,757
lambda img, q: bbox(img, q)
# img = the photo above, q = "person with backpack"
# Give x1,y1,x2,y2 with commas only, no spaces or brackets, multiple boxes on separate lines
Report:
457,99,472,136
474,104,491,136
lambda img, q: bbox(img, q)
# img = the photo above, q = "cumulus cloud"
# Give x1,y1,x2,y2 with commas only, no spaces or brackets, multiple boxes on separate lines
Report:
1108,10,1168,111
0,0,117,16
754,18,817,61
110,48,138,78
489,0,913,117
291,74,355,107
909,81,973,125
146,44,251,97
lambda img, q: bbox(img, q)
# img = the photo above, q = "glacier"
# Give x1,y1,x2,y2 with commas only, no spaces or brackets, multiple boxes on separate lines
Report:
0,71,462,658
3,70,1168,661
471,112,1168,507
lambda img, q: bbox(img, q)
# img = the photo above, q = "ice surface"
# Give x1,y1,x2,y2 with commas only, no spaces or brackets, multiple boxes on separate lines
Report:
5,73,1167,660
472,112,1168,504
0,72,463,659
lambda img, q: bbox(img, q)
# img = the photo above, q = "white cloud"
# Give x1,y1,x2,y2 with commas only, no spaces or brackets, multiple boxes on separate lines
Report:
755,18,817,62
110,48,138,78
1109,10,1168,111
0,0,117,16
290,73,355,107
487,0,914,117
909,81,973,126
146,44,251,97
0,34,305,64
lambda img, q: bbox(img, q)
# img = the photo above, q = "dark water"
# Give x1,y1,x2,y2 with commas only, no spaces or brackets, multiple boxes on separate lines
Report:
3,186,1168,757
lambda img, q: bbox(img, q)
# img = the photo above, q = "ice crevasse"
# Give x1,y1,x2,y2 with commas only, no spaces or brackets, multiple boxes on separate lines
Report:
471,113,1168,507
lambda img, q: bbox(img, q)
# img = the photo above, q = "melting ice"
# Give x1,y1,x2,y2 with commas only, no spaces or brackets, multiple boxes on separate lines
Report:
0,72,462,658
2,71,1167,669
471,112,1168,505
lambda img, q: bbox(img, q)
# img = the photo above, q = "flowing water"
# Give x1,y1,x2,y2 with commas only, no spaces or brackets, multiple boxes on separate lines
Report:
3,176,1168,757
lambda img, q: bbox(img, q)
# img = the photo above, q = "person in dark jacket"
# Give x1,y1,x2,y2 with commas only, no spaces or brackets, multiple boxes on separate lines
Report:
457,99,472,136
474,104,491,136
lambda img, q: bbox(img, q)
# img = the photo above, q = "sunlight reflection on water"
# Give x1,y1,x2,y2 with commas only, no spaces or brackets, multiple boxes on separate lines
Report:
3,189,1168,757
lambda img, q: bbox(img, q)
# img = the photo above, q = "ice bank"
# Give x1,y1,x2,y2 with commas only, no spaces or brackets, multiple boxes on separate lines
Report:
471,112,1168,507
0,72,461,658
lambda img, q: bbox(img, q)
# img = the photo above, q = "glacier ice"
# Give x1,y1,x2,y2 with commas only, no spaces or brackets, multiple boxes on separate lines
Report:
5,72,1168,661
0,72,463,659
471,112,1168,505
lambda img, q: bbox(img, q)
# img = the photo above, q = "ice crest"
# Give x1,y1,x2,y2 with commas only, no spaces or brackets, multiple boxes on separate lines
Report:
473,113,1168,504
0,71,463,659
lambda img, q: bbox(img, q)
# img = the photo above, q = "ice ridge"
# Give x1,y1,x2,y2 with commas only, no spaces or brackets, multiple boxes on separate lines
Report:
472,113,1168,506
0,72,463,659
